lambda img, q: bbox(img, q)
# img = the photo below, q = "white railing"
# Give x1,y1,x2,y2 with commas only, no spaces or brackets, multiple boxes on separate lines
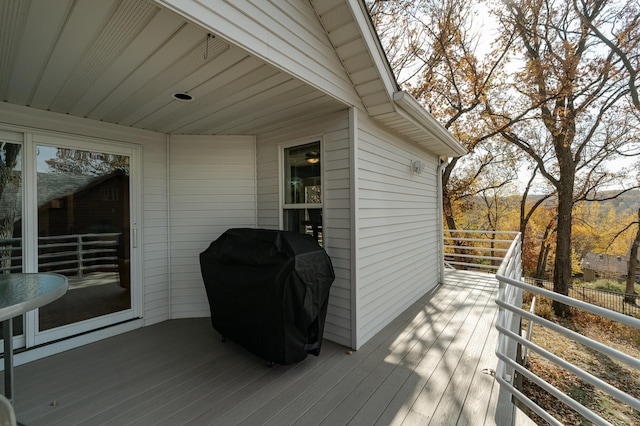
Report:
494,233,640,425
0,233,121,275
444,229,520,272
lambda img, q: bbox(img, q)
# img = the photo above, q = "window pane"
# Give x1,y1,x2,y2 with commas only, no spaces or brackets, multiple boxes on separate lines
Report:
284,141,321,204
36,146,131,331
284,208,322,245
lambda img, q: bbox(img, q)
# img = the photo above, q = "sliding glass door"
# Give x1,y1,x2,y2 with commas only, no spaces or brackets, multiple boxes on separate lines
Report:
35,143,135,338
0,130,140,348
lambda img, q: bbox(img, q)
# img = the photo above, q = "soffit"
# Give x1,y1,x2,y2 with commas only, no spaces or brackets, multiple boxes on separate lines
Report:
0,0,465,157
313,0,466,158
311,0,396,118
0,0,345,136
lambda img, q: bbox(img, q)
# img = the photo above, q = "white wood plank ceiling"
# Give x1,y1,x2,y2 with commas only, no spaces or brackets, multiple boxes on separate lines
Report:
0,0,346,135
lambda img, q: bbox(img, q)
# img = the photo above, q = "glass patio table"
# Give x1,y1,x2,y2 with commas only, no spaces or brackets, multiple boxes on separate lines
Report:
0,273,68,402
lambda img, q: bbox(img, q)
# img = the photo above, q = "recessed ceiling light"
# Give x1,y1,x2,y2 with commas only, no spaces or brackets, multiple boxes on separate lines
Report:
172,92,194,101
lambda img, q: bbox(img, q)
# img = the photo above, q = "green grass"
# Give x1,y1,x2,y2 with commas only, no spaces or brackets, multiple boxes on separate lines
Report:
573,278,640,293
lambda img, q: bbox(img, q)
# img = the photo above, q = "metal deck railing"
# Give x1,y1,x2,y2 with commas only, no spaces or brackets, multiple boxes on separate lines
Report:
0,233,121,275
444,229,520,273
490,233,640,425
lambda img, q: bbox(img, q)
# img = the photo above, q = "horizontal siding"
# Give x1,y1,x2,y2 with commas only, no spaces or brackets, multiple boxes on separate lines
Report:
256,109,353,347
141,139,171,326
356,114,440,345
169,135,257,319
157,0,361,109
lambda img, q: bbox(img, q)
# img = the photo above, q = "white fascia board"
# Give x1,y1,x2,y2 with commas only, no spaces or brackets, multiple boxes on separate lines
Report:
346,0,399,97
393,91,467,158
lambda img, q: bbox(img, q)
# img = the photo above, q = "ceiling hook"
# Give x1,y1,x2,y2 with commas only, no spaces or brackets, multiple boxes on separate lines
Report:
204,33,214,60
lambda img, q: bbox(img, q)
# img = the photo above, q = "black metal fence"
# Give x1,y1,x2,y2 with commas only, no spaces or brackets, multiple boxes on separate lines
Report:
523,277,640,318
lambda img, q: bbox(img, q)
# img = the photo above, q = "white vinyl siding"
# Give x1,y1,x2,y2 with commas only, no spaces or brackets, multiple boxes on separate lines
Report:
155,0,362,109
140,138,171,326
169,135,257,319
356,115,440,345
256,109,353,347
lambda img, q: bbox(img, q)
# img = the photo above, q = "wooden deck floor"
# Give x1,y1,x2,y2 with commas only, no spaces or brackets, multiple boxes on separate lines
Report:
13,270,512,425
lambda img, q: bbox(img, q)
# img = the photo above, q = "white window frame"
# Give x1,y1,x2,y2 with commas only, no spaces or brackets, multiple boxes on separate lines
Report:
279,137,324,233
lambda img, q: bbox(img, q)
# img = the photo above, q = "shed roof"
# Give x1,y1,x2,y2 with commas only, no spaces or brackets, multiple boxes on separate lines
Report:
581,252,630,275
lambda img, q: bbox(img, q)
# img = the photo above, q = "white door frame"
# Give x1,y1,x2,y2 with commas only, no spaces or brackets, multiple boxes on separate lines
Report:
19,131,144,347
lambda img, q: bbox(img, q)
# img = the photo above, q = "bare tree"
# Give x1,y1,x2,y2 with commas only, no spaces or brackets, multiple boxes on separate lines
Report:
536,218,556,279
44,148,129,176
610,208,640,303
490,0,639,315
518,165,555,235
368,0,521,233
572,0,640,111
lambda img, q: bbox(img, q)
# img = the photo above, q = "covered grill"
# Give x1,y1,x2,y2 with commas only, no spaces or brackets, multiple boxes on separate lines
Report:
199,228,335,365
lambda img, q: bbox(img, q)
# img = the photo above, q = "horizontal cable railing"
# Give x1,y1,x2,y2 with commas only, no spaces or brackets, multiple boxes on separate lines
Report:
0,233,121,275
444,229,520,272
494,234,640,425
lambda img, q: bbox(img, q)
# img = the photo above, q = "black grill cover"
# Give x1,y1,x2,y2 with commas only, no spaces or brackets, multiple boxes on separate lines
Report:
199,228,335,365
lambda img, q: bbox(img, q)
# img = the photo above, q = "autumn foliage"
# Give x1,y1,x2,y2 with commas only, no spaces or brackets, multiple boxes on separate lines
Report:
368,0,640,308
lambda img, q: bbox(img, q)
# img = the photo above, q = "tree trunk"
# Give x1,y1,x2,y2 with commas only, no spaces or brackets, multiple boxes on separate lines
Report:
625,208,640,304
443,190,466,269
535,222,553,280
536,244,549,281
441,158,458,232
552,178,574,317
443,190,458,231
442,172,472,269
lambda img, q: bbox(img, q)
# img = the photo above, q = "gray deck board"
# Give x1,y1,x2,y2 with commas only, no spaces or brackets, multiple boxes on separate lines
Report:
290,285,462,425
260,284,459,426
423,281,498,425
455,309,500,426
381,278,491,426
316,283,469,426
12,270,511,425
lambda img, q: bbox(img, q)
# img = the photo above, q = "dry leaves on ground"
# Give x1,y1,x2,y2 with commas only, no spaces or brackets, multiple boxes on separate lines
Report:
520,298,640,425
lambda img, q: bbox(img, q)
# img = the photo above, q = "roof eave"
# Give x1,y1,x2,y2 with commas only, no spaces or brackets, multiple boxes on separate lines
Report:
392,91,467,158
347,0,400,94
342,0,466,158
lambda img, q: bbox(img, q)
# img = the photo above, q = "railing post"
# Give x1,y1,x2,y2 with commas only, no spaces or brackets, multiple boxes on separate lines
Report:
494,232,523,426
523,297,536,362
77,234,83,277
496,279,517,426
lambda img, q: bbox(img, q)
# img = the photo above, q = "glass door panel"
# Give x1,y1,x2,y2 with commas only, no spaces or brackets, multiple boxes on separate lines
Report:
36,145,131,332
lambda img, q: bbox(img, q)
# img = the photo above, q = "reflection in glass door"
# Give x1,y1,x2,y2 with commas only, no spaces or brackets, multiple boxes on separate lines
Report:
0,138,23,343
36,145,131,332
